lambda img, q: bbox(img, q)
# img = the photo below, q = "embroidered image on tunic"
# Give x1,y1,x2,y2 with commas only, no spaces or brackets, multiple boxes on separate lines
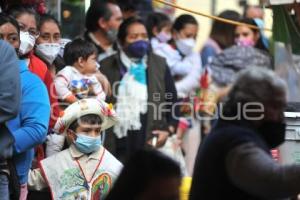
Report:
91,173,112,200
57,168,113,200
59,168,88,199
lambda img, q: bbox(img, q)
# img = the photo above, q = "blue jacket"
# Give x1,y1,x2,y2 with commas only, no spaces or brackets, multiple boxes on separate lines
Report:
7,59,50,184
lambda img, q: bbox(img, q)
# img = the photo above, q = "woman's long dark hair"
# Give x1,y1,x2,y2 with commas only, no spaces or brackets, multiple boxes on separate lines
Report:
210,10,241,49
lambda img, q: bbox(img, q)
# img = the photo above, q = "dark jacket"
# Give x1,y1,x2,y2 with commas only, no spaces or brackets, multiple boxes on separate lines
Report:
100,52,178,155
0,41,21,160
84,31,119,62
190,120,270,200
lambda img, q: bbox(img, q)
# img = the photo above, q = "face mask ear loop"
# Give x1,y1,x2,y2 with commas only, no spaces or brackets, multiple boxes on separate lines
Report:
34,32,40,39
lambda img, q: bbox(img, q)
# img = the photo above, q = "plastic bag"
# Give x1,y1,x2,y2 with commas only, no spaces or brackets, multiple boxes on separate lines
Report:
274,42,300,104
158,135,188,176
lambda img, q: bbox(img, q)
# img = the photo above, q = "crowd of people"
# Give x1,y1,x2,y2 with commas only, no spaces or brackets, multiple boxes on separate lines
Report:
1,0,300,200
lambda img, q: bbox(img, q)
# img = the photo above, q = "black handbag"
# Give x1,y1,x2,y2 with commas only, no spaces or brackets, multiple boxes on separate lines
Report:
7,159,20,200
0,124,15,160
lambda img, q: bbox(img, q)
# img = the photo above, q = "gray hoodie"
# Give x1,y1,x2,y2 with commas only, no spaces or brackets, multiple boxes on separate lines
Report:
0,40,20,159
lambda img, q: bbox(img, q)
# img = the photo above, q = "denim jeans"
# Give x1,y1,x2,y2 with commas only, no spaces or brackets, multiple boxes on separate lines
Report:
0,173,9,200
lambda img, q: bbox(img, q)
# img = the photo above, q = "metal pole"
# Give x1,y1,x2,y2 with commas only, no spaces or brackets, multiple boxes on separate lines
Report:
57,0,61,23
211,0,217,16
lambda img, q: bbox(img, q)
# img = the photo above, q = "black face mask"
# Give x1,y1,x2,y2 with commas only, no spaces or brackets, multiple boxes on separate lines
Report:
258,121,286,149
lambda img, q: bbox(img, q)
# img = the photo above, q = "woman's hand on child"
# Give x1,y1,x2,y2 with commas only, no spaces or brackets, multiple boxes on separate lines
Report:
95,71,112,96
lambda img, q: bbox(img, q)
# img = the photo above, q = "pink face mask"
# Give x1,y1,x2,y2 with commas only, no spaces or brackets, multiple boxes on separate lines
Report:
156,31,172,43
235,38,255,47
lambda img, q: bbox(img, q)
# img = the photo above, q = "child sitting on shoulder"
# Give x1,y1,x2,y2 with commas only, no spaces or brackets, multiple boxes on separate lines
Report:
54,39,106,104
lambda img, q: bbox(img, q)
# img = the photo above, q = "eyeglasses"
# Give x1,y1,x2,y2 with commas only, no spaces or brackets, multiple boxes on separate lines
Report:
18,23,39,38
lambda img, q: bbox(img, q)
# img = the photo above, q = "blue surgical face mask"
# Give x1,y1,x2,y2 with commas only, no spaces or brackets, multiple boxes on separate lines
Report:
74,133,101,154
126,40,150,59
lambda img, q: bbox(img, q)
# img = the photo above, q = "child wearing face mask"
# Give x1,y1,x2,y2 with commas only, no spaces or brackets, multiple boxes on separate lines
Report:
28,98,122,200
146,12,172,49
54,39,106,105
146,13,198,78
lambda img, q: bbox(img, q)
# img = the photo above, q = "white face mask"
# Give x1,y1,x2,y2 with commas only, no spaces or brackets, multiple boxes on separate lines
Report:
175,38,196,56
19,31,36,56
156,31,172,43
36,43,60,64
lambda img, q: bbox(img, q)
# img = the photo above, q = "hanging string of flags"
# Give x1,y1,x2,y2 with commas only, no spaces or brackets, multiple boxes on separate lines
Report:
153,0,272,32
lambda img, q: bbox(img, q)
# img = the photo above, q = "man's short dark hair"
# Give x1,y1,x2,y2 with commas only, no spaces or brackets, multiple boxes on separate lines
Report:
85,0,115,32
63,38,98,66
69,114,103,132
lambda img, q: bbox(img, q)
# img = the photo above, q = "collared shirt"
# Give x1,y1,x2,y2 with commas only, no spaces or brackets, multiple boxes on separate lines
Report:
68,144,104,181
85,32,118,62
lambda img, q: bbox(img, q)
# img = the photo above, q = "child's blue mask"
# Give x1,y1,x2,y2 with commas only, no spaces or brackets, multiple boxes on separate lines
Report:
74,133,101,154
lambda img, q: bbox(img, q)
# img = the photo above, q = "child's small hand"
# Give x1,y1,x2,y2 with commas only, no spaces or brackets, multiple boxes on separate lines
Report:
65,94,78,104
